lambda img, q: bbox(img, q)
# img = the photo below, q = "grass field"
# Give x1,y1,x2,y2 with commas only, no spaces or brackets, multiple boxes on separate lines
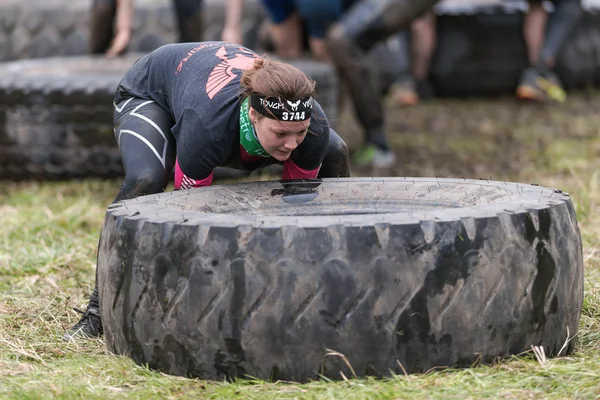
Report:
1,95,600,399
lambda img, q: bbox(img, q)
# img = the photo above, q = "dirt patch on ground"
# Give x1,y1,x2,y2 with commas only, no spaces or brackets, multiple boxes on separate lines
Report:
337,90,600,180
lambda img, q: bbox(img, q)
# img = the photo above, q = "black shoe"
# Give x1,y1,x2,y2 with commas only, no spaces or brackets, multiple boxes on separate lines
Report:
62,307,103,341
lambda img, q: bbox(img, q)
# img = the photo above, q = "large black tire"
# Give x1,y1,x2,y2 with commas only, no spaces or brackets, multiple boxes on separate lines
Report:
0,55,337,180
0,54,136,179
98,177,584,382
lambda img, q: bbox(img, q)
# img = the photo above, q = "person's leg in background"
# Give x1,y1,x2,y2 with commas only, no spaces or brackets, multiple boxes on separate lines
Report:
411,11,436,86
260,0,303,59
90,0,203,56
385,29,419,106
90,0,134,57
523,1,548,66
516,0,583,102
293,0,356,133
294,0,346,61
325,0,440,168
367,30,408,99
89,0,117,54
172,0,204,43
63,97,177,341
411,11,437,101
388,11,436,106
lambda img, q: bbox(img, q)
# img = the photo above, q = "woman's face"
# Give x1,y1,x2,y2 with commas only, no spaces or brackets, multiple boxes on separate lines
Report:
249,106,310,161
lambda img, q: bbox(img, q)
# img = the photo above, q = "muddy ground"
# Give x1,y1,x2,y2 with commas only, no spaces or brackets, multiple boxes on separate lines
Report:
336,89,600,182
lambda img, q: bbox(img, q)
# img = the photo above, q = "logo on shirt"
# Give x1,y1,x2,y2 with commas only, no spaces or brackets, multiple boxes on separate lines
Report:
176,42,221,73
206,46,257,99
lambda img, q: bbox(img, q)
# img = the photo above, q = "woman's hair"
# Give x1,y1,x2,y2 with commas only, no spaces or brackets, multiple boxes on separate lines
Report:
240,57,328,134
240,57,316,108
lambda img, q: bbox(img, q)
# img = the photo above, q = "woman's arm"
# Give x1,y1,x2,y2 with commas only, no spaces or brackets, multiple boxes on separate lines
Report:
282,159,321,180
173,108,232,189
174,159,214,189
106,0,134,57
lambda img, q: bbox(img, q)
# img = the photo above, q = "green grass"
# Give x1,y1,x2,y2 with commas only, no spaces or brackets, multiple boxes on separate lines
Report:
2,95,600,399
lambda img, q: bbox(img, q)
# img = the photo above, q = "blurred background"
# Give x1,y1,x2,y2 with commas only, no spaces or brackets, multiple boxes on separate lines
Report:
1,0,600,182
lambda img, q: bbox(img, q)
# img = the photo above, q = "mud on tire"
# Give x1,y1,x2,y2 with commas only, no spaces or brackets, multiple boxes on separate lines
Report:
97,177,584,382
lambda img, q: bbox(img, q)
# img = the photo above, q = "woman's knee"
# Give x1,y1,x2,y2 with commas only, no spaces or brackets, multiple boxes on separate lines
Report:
115,171,168,202
329,129,349,158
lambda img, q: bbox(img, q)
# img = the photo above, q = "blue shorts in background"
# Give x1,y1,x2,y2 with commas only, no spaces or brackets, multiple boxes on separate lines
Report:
260,0,295,24
260,0,351,38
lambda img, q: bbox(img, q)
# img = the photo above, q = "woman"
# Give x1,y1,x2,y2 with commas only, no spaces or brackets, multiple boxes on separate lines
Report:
222,0,409,168
63,41,350,340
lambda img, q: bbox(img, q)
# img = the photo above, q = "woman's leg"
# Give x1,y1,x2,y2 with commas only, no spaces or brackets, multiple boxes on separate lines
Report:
63,97,177,341
111,98,177,202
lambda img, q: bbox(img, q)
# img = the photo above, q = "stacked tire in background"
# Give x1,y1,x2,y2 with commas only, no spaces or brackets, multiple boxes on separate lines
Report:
0,55,138,179
0,54,338,180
